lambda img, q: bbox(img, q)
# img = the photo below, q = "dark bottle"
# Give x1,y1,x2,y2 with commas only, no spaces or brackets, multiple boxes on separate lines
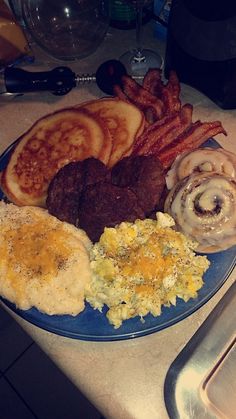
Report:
108,0,153,30
164,0,236,109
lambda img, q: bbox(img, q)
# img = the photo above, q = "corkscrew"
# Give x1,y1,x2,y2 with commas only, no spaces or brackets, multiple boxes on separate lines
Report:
0,59,142,98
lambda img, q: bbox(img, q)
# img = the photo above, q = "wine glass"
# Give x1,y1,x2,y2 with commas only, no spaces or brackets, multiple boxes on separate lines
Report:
119,0,163,75
21,0,109,61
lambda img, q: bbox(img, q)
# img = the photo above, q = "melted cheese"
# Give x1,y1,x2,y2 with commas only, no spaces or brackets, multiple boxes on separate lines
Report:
0,222,71,283
86,213,210,328
0,202,92,315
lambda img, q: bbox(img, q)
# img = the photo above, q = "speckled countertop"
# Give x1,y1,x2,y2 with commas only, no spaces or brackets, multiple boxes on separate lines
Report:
0,22,236,419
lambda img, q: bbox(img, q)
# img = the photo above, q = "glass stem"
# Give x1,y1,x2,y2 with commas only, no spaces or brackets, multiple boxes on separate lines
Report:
135,1,144,57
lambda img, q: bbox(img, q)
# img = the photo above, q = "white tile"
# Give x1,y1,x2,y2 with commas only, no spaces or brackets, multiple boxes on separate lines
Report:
0,377,36,419
6,344,101,419
0,305,33,372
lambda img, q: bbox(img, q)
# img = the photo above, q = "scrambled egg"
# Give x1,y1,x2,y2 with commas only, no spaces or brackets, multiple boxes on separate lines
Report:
86,213,210,328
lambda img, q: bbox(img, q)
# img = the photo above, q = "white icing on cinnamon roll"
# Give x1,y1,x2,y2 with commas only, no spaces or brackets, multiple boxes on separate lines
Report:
164,172,236,253
166,148,236,190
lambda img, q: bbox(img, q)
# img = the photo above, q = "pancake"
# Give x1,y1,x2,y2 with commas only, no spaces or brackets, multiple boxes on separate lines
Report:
0,108,112,207
0,201,92,315
77,97,145,167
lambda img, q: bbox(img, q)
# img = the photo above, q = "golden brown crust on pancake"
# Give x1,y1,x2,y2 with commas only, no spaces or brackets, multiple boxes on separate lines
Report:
1,108,112,207
77,98,145,167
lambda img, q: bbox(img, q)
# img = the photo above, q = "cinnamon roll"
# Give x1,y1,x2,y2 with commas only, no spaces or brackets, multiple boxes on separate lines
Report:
164,172,236,253
166,148,236,190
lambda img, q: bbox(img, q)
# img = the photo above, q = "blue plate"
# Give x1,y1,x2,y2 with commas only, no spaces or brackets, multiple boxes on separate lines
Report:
0,139,235,341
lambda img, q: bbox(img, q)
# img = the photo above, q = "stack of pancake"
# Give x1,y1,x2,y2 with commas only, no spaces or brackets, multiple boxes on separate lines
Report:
0,98,145,207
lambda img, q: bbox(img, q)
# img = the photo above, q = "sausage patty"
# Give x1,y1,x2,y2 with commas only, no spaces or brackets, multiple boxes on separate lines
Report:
46,158,110,225
78,182,145,242
46,155,165,242
111,155,165,216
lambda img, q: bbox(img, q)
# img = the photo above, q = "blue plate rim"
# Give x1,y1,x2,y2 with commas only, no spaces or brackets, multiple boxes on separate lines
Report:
0,138,235,341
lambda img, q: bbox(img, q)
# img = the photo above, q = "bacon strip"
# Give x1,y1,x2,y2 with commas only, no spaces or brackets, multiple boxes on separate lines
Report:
133,104,193,156
132,113,176,154
166,71,181,103
121,75,165,122
142,68,163,97
145,104,193,155
143,69,181,115
161,85,181,115
113,70,226,172
113,84,131,103
158,121,227,169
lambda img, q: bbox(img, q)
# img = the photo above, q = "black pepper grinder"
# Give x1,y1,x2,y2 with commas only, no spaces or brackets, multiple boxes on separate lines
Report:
1,60,128,97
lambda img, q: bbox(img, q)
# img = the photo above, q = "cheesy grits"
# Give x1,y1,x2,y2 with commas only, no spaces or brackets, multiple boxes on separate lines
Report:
86,213,210,328
0,201,92,315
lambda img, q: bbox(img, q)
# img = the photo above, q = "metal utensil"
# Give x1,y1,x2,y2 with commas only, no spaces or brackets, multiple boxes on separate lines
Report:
164,280,236,419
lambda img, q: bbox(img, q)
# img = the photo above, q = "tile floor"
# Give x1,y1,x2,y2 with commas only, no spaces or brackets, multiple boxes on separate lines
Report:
0,305,102,419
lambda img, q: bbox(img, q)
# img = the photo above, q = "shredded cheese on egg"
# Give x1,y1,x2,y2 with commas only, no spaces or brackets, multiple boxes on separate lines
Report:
86,213,210,328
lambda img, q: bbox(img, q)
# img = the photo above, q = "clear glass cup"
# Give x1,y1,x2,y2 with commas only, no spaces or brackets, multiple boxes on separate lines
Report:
21,0,110,61
119,0,163,75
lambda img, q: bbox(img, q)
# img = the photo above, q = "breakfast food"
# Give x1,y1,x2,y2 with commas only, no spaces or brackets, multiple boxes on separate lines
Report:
46,158,110,225
115,74,165,123
46,155,165,242
113,68,183,123
77,97,145,167
111,155,165,216
114,70,227,170
0,65,233,331
86,213,210,328
158,121,227,169
0,201,92,315
166,147,236,189
164,173,236,253
0,108,113,207
78,182,145,242
132,104,193,156
142,68,181,115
